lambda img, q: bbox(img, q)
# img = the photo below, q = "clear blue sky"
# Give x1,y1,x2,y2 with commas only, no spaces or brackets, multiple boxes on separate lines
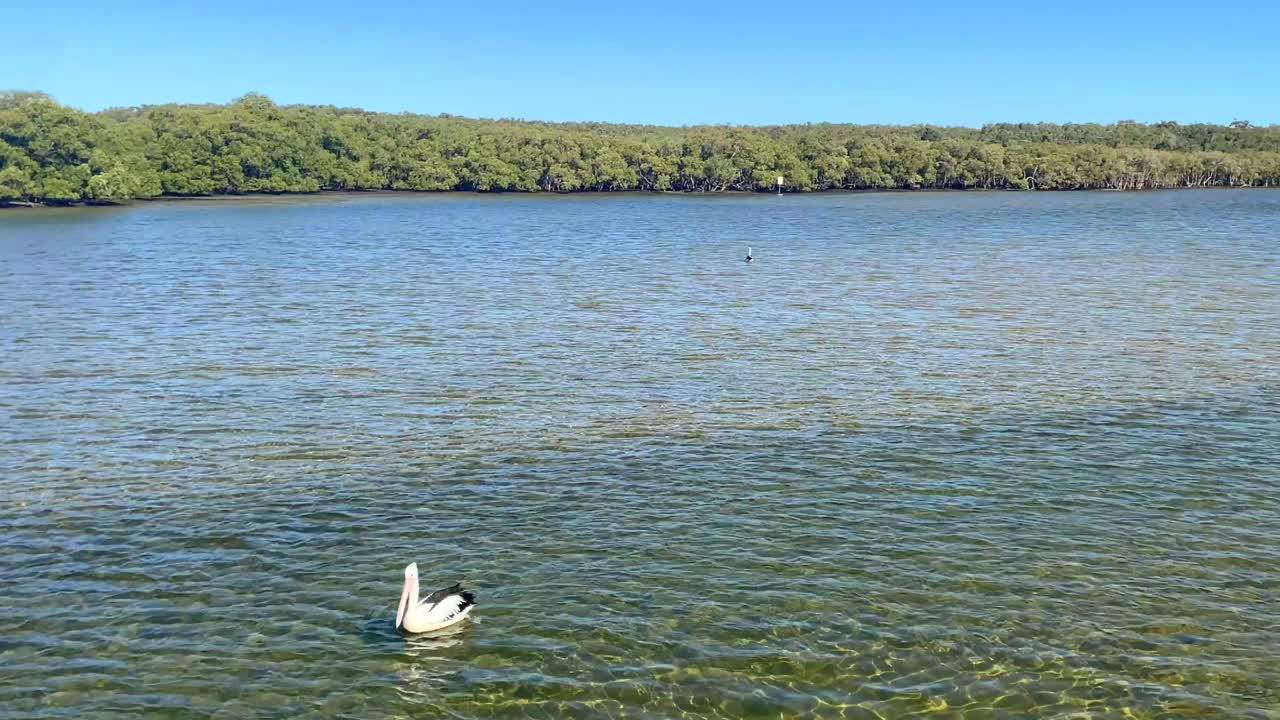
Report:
5,0,1277,126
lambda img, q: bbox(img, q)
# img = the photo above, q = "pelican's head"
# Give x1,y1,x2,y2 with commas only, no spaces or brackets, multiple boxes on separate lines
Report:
395,562,420,630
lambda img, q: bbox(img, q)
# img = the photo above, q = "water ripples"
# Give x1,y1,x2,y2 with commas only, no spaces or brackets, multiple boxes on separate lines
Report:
2,190,1279,718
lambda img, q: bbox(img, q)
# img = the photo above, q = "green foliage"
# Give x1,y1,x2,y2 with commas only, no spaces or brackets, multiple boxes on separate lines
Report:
3,90,1280,206
38,176,81,203
0,164,33,201
86,165,154,203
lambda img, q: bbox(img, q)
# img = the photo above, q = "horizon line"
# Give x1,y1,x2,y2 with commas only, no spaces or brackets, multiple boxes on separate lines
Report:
6,89,1272,132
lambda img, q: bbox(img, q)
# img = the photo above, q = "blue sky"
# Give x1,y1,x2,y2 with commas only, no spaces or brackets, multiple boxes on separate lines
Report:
5,0,1276,126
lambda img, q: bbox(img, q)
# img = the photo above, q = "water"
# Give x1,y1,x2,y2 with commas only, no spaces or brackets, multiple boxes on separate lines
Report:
2,190,1278,719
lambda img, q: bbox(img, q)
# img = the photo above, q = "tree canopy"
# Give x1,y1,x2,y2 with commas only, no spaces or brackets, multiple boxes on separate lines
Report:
3,91,1279,205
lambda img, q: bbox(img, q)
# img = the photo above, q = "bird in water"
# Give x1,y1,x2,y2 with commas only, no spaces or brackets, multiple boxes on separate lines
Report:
394,562,475,634
745,246,754,263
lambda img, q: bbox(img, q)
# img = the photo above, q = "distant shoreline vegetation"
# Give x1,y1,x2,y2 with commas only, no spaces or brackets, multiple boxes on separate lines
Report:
2,90,1279,208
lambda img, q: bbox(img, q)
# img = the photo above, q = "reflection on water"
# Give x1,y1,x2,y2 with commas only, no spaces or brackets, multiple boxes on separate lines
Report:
1,190,1278,718
403,621,475,654
395,623,475,702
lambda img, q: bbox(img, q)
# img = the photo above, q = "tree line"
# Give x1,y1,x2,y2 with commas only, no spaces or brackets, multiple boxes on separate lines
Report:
3,90,1279,206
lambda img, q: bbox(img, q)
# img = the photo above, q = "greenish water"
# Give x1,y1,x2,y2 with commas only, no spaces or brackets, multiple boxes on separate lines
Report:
1,190,1278,719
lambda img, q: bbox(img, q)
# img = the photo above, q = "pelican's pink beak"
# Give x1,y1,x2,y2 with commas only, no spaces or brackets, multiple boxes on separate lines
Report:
395,575,411,629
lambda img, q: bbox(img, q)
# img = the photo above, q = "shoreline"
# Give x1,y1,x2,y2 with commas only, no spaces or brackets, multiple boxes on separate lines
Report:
2,185,1271,211
7,95,1276,209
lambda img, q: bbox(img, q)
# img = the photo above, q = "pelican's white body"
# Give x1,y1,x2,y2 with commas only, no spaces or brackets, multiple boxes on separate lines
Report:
401,599,473,634
395,563,475,634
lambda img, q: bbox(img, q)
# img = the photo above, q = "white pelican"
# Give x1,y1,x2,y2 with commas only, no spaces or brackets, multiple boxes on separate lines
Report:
394,562,475,634
746,246,754,262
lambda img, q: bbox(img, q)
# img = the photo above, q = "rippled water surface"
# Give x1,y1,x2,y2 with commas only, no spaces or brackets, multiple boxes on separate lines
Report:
2,191,1279,719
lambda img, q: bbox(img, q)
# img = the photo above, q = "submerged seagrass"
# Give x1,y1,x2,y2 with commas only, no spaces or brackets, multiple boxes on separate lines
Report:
1,190,1278,718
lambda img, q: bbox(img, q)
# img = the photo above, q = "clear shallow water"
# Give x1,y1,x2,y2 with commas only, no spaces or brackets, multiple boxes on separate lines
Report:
1,190,1278,719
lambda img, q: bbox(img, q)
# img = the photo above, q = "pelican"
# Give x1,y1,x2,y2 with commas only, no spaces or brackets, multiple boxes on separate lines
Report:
746,246,754,262
394,563,475,634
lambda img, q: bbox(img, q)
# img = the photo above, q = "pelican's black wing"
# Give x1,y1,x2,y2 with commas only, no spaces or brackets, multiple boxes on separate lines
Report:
419,583,476,611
